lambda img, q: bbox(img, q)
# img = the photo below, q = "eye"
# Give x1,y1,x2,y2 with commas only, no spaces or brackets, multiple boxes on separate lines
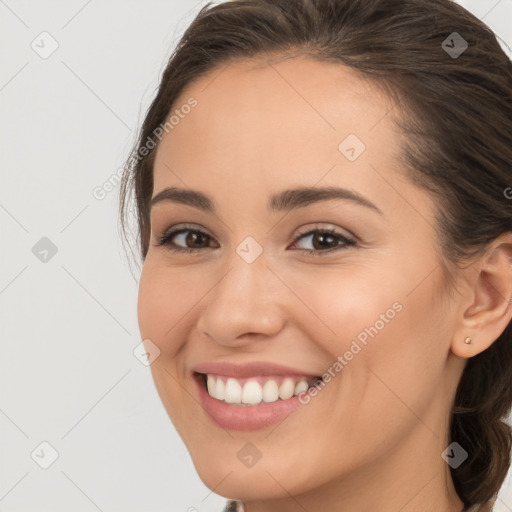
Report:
155,224,217,254
155,224,357,255
289,227,357,255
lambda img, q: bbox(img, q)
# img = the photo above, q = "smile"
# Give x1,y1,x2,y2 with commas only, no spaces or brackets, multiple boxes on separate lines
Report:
193,370,324,431
202,373,321,406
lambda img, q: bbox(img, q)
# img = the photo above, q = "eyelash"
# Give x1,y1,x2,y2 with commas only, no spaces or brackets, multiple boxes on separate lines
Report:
155,224,357,256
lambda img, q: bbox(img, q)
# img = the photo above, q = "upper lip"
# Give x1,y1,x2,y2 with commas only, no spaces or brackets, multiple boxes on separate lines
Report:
192,361,321,379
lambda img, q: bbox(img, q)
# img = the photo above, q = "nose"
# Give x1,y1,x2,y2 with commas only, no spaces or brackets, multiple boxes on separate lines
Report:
196,251,286,348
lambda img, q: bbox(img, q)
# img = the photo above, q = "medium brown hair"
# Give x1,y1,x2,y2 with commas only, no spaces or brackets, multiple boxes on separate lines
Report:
119,0,512,508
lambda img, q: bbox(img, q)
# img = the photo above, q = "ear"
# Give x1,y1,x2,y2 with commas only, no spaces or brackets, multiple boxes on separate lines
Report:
451,233,512,358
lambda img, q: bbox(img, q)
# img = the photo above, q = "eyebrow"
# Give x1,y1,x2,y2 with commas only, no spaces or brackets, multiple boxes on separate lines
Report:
150,185,382,215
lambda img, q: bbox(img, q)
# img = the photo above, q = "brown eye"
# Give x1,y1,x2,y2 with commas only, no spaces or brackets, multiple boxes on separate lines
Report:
156,226,217,254
155,225,357,256
290,228,357,255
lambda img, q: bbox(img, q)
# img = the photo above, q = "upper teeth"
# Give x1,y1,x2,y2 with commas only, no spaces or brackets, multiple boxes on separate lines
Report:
206,374,315,406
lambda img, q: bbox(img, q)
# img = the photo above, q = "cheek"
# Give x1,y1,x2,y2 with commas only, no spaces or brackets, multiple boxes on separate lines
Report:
287,265,403,356
137,263,163,344
296,266,445,413
136,260,201,431
304,262,447,365
137,258,195,357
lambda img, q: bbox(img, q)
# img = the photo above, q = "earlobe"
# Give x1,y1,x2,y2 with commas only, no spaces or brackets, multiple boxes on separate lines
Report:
451,234,512,359
451,333,478,358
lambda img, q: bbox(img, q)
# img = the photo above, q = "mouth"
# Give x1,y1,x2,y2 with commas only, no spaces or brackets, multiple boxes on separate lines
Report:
194,372,324,407
191,362,326,431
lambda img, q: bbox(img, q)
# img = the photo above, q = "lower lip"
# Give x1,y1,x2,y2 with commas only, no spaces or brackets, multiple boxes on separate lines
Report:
194,373,310,431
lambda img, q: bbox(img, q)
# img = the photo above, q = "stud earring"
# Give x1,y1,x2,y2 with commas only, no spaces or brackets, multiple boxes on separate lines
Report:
464,336,472,344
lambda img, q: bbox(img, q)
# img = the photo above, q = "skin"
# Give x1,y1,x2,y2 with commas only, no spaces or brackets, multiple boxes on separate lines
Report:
137,54,512,512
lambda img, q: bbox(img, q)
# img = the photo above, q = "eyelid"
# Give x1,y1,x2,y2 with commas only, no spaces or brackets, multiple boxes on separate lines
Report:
156,222,213,242
293,223,356,242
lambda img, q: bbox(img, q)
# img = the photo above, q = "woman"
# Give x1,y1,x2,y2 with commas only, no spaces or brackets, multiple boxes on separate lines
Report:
119,0,512,510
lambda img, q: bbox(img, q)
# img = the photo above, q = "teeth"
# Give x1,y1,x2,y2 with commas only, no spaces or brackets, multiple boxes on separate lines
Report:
242,380,263,405
278,378,295,400
294,380,309,395
204,374,317,406
207,375,216,396
224,378,242,404
262,380,279,403
214,378,225,400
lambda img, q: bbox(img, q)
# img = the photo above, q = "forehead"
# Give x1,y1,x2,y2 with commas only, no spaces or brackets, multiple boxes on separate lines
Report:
153,55,402,196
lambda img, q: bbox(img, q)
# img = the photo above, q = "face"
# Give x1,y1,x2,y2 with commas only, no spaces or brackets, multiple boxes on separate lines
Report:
138,55,463,502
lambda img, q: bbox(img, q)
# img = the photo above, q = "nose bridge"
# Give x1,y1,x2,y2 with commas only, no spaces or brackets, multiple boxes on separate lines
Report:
213,231,271,305
197,240,284,345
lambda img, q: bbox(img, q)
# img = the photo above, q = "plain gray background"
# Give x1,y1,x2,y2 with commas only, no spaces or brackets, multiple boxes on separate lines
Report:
1,1,512,511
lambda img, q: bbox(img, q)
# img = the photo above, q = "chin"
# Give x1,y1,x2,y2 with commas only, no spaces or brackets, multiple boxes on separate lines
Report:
193,460,301,501
186,439,335,502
